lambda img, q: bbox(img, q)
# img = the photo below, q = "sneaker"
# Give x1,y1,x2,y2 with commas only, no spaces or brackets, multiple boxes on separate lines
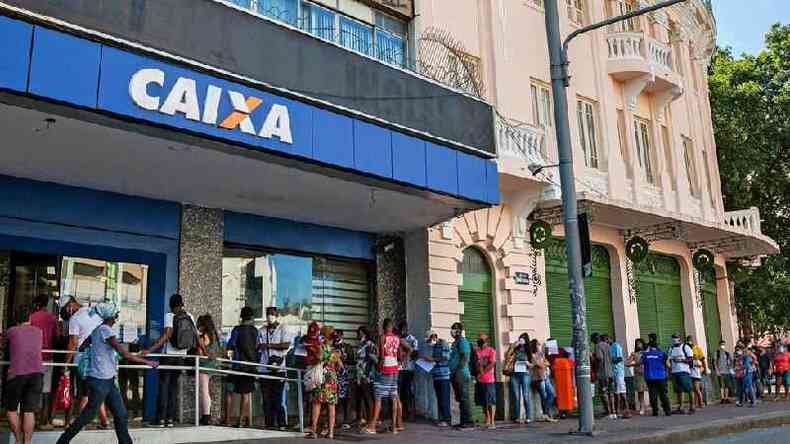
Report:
146,421,164,428
165,420,176,428
736,402,743,407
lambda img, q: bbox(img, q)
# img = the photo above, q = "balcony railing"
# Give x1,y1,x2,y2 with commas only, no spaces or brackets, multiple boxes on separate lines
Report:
724,207,763,235
606,31,674,73
496,117,547,165
226,0,409,69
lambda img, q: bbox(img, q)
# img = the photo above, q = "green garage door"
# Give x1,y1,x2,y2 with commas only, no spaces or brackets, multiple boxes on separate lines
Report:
459,248,494,423
546,240,615,347
635,253,685,350
459,248,495,347
702,269,722,398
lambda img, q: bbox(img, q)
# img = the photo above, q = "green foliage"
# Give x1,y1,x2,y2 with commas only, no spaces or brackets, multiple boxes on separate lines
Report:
709,24,790,338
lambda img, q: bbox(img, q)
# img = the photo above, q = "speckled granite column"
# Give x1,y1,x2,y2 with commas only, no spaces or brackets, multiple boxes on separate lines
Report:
375,236,406,330
177,205,223,424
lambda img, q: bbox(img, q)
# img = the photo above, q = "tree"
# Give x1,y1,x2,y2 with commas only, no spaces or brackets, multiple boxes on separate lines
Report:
709,24,790,339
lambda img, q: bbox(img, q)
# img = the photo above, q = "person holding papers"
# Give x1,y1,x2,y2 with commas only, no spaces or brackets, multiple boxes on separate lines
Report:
504,333,534,425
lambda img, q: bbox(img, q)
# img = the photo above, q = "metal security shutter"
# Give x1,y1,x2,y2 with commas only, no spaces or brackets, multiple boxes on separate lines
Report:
313,257,372,334
701,269,722,398
459,248,495,347
635,253,684,350
546,240,615,347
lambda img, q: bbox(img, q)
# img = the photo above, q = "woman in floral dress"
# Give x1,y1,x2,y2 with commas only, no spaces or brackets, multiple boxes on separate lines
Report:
307,324,343,439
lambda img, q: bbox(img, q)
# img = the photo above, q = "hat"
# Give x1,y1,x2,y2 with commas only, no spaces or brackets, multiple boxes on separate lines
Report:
92,302,120,321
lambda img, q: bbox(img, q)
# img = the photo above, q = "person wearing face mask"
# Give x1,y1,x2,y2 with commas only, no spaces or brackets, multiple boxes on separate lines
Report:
258,307,291,430
715,340,734,403
474,334,496,429
422,332,451,427
353,327,375,427
448,322,474,429
668,333,695,414
772,344,790,400
332,329,356,430
504,333,533,424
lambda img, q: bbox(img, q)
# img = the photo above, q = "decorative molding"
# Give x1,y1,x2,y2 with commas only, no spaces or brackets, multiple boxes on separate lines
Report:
623,74,651,112
655,86,684,123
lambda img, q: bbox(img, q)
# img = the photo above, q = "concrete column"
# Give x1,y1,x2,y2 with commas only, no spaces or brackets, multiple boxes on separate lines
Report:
177,205,224,424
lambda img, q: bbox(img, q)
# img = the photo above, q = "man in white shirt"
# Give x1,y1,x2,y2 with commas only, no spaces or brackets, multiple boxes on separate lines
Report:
668,334,695,414
142,294,200,427
62,297,108,427
397,321,419,422
258,307,290,429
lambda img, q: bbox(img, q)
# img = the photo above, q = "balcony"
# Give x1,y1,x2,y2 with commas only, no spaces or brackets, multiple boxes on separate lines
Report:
724,207,763,236
496,117,547,166
606,31,683,110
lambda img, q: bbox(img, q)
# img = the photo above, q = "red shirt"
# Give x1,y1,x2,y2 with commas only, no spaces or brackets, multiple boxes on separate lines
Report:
380,333,400,375
30,309,57,361
477,346,496,383
774,352,790,373
7,325,43,379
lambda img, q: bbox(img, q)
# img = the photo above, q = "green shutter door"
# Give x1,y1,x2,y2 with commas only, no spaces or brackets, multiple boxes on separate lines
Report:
635,253,684,350
702,269,722,398
546,240,615,347
459,248,494,423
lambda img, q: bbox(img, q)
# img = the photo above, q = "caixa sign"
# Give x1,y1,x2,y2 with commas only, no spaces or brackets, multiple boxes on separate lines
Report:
128,68,293,144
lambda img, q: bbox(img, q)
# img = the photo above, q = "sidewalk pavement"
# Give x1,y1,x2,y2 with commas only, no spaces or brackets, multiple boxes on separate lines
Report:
210,399,790,444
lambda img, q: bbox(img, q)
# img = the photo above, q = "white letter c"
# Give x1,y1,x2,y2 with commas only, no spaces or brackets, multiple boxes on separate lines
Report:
129,68,165,111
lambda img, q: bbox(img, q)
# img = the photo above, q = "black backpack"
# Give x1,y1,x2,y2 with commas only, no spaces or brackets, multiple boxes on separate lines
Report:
170,311,198,350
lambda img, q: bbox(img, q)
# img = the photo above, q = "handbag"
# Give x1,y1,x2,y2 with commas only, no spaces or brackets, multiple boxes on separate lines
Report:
53,374,72,412
304,364,325,391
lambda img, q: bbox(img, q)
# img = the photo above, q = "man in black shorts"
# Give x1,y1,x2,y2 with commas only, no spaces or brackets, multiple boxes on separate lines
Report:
3,306,44,444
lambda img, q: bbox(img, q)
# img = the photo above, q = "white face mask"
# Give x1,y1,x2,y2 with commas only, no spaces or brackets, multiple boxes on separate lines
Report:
266,315,277,324
517,339,525,346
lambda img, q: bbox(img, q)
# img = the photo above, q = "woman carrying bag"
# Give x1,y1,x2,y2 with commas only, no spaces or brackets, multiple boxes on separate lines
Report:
504,333,533,424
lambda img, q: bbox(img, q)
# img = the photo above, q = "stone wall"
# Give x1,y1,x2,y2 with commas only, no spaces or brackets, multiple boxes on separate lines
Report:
375,236,406,330
177,205,224,424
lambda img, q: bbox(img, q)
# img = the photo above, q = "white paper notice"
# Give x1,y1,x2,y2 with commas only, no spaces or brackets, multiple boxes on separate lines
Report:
122,325,138,344
514,361,528,373
546,340,559,356
416,359,435,373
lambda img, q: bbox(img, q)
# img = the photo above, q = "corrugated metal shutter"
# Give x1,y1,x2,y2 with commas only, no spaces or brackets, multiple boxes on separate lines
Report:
312,257,372,335
546,240,614,347
635,253,684,350
702,269,721,398
459,248,495,347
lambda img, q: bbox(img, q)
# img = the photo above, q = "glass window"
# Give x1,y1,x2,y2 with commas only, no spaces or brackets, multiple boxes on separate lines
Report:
339,16,374,56
258,0,299,26
634,119,654,184
577,99,599,169
60,257,148,344
566,0,585,25
302,2,336,41
222,248,371,336
375,12,407,66
531,83,553,128
683,137,699,197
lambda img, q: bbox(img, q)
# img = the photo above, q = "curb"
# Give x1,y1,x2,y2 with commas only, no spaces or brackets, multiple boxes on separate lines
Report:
607,411,790,444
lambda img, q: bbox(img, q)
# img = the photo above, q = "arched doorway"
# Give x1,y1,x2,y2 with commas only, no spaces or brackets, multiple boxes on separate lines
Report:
459,248,495,347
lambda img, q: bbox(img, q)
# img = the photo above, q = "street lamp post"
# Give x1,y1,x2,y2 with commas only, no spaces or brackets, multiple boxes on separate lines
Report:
542,0,687,435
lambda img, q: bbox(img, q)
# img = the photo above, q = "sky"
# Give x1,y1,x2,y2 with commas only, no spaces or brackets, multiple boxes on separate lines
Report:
712,0,790,56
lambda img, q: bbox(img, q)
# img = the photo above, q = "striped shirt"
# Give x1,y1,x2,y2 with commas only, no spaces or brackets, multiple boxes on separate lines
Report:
431,341,451,381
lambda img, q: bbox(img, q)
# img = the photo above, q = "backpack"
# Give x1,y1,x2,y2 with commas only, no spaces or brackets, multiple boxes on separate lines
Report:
470,347,481,377
170,312,198,350
234,324,260,372
643,350,667,380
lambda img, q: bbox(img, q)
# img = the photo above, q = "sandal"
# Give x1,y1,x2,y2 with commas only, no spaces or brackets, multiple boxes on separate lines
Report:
305,431,318,439
361,428,377,435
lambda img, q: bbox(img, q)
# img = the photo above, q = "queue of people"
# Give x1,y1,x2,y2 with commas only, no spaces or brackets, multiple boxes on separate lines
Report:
4,291,790,443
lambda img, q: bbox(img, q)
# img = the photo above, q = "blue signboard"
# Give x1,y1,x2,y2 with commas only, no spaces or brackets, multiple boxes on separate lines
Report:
0,15,499,205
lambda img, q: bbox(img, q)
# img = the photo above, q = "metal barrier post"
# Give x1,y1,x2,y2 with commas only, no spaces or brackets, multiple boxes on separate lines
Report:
297,369,304,433
194,355,201,427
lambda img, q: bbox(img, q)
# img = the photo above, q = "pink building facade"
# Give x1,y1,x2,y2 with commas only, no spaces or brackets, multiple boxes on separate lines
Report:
404,0,778,418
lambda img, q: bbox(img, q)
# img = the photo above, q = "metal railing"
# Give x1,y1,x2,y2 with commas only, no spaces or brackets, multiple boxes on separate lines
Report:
0,349,305,432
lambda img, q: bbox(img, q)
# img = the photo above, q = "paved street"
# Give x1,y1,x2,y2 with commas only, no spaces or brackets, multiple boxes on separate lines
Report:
691,425,790,444
209,400,790,444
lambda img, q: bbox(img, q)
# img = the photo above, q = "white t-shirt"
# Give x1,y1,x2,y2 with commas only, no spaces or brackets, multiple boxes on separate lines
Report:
164,311,196,355
669,344,693,374
69,307,103,348
259,323,291,373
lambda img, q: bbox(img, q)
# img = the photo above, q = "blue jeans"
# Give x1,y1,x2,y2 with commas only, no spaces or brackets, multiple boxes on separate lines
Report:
510,372,531,420
57,377,131,444
740,373,756,405
452,372,473,426
539,379,556,415
433,379,451,423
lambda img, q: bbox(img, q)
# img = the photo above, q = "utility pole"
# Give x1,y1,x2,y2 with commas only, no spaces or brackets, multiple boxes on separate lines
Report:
542,0,687,435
